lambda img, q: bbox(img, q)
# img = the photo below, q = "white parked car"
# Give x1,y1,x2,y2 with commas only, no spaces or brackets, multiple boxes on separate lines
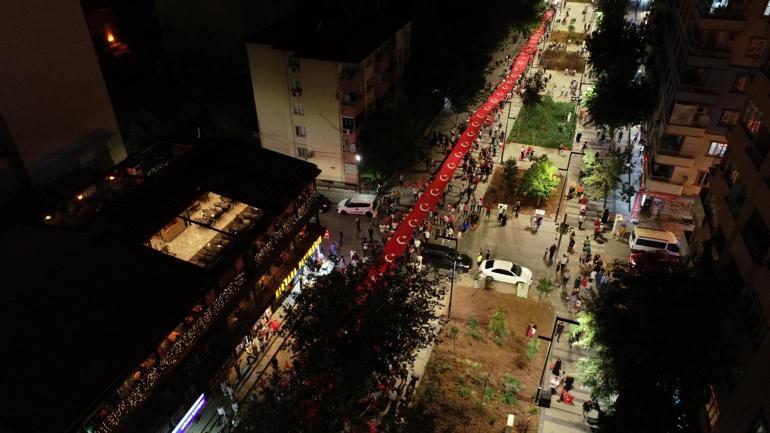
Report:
337,194,376,216
480,259,533,286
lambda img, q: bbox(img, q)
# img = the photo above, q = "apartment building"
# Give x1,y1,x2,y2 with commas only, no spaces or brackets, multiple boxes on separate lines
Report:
0,141,324,433
0,0,126,202
246,13,411,185
690,49,770,433
638,0,770,240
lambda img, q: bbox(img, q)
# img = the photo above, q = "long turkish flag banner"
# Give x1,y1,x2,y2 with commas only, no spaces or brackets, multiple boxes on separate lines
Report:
377,10,553,270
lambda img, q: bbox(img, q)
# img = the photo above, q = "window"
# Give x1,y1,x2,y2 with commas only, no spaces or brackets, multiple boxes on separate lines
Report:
732,74,751,93
708,141,728,157
694,170,710,186
636,238,667,249
493,269,514,276
297,147,308,158
295,125,306,137
743,101,763,137
289,58,300,73
704,384,720,428
343,162,357,174
341,116,356,131
747,38,768,57
719,109,740,126
291,79,303,94
293,103,304,115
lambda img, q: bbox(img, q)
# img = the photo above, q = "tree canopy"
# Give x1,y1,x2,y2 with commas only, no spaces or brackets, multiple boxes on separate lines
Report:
237,257,446,433
520,155,559,206
572,260,729,433
581,147,635,207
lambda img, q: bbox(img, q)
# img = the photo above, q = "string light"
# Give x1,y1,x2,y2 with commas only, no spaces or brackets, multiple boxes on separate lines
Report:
90,191,320,433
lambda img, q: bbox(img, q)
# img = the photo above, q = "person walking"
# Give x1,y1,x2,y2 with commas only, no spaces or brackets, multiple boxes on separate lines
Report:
339,231,344,247
562,268,571,288
555,322,565,342
550,358,562,376
593,219,601,240
557,254,569,273
601,207,609,225
575,132,582,143
476,252,484,269
548,243,558,263
514,201,521,218
368,225,374,242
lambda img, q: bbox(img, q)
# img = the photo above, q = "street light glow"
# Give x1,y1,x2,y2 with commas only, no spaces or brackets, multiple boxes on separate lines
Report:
355,154,361,163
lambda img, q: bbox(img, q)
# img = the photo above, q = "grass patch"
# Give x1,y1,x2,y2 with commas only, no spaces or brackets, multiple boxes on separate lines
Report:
541,50,586,72
458,384,475,399
509,96,576,149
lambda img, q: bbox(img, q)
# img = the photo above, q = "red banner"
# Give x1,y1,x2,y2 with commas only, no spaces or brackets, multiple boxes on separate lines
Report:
373,11,553,273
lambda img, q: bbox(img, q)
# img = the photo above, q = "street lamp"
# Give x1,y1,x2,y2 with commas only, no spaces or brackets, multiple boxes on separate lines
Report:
437,235,458,319
355,154,362,193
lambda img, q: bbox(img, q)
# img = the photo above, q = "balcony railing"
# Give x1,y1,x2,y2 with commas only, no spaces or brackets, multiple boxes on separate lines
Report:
658,147,695,159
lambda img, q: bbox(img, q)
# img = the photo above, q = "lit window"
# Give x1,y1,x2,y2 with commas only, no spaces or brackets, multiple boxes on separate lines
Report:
732,74,751,93
297,147,308,158
293,103,304,115
742,101,763,137
764,0,770,16
750,414,768,432
295,125,306,137
708,141,728,157
718,109,740,126
344,163,358,174
705,384,720,428
695,171,710,185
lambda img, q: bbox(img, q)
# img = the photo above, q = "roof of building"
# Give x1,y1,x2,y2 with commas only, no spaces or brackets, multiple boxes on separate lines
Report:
0,225,209,433
0,141,320,433
245,12,410,63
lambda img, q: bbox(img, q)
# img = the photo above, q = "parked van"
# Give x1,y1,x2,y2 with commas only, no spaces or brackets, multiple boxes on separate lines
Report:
628,227,680,256
337,194,376,216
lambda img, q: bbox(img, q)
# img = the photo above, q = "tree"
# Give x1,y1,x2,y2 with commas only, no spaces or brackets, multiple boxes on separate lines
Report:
520,156,559,206
521,71,546,107
237,257,446,433
535,277,555,305
573,260,728,433
502,158,519,192
584,74,654,148
581,147,635,207
585,19,645,80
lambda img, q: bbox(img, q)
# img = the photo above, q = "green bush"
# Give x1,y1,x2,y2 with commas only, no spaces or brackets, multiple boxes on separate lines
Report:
509,96,577,149
526,339,540,362
488,309,509,345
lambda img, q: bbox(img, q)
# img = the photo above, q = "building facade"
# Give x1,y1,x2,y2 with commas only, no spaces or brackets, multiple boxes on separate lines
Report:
0,0,126,202
246,15,411,185
638,0,770,240
0,141,325,433
690,45,770,433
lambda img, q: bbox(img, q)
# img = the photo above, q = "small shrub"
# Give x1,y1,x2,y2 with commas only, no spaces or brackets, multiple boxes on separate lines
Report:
516,417,533,433
488,309,509,345
467,317,486,341
483,388,496,404
528,406,539,415
502,374,522,406
458,385,474,399
526,339,540,362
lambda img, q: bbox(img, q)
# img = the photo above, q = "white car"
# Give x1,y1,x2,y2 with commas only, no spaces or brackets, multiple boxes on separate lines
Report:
480,259,533,286
337,194,376,216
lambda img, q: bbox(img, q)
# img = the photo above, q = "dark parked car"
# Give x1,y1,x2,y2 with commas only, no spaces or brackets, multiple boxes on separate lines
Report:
421,243,472,273
629,249,681,268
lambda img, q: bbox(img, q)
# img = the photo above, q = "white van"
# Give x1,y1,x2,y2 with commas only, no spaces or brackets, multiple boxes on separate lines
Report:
337,194,376,216
628,227,680,256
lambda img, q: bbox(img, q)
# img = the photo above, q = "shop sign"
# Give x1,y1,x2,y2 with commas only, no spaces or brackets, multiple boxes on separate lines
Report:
275,235,322,300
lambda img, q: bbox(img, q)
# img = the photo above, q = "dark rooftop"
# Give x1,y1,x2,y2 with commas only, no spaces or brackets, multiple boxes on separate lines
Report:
0,141,320,433
0,226,208,433
245,12,410,63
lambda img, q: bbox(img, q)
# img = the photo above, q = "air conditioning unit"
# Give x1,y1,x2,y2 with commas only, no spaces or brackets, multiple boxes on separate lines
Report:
342,128,351,136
